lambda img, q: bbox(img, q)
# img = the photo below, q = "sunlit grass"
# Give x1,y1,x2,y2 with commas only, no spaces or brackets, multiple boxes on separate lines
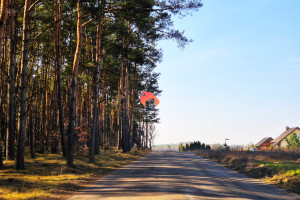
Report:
255,160,300,174
0,148,149,200
256,161,300,193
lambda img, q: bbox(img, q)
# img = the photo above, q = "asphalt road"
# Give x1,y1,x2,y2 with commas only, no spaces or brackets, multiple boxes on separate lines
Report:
70,151,299,200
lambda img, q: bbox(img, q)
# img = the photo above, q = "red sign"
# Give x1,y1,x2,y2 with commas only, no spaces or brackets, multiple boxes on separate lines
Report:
140,92,159,107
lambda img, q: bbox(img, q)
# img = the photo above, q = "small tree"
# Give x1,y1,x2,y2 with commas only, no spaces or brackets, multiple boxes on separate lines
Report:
178,143,184,152
286,133,300,148
148,124,157,150
216,144,222,150
269,144,274,150
185,144,190,151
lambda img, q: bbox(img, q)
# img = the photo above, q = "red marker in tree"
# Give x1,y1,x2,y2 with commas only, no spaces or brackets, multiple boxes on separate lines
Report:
140,92,160,107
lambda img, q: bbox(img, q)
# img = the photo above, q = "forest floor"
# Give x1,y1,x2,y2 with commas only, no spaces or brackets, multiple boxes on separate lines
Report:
195,150,300,194
0,148,149,200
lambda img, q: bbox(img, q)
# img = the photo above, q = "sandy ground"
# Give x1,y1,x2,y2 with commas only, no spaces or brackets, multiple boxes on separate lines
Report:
69,151,300,200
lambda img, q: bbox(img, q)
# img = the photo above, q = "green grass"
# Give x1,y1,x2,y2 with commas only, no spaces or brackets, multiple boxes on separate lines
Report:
0,148,149,200
255,160,300,174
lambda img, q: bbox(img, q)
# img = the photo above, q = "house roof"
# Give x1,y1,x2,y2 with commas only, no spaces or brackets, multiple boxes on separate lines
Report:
271,127,299,145
255,137,273,147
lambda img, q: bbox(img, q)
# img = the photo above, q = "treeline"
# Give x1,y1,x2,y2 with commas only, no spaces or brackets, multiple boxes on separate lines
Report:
0,0,202,169
179,141,210,152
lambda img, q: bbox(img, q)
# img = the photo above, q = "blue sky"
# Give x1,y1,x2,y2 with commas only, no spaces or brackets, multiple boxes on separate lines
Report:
154,0,300,146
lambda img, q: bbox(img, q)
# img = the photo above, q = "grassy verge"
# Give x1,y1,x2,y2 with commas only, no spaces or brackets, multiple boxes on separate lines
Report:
0,148,149,199
194,150,300,194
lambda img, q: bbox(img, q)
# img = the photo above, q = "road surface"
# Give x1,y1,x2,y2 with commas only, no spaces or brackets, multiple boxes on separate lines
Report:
70,151,299,200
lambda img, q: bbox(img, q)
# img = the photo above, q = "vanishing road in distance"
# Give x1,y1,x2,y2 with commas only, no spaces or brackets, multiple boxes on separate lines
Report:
70,151,299,200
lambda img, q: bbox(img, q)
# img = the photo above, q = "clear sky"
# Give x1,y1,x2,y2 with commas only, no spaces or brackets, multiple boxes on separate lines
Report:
154,0,300,146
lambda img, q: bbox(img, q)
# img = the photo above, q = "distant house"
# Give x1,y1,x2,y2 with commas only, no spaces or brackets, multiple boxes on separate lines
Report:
271,126,300,148
255,137,273,150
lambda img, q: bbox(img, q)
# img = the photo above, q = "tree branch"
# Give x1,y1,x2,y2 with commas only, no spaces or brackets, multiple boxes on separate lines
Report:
82,18,95,27
27,0,42,13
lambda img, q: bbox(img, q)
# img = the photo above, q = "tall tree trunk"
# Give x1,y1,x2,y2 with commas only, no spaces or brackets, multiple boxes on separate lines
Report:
138,103,141,150
29,77,35,158
45,62,49,151
0,71,4,142
52,68,58,154
89,0,104,162
54,0,66,157
41,65,47,153
146,121,148,149
89,23,101,163
77,83,81,127
130,62,137,147
120,53,126,152
141,117,145,150
67,0,82,167
29,110,35,158
0,0,8,57
125,65,130,151
16,0,31,170
94,120,99,154
80,84,84,126
87,80,91,127
0,140,3,167
1,34,7,159
85,28,89,59
7,0,15,160
0,3,7,167
118,82,121,149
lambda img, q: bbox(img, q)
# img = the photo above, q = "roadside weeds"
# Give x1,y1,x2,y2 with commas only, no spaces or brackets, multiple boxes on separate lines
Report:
194,150,300,194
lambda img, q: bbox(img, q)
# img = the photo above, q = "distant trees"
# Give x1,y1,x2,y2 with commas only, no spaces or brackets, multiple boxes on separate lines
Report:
179,141,210,152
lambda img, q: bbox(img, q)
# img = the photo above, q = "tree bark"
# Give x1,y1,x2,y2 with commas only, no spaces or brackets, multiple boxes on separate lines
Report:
0,140,3,167
89,22,101,163
41,65,47,153
129,62,137,148
120,53,126,152
138,103,141,150
16,0,31,170
7,0,15,160
52,63,58,154
146,121,148,149
118,81,121,149
125,65,130,151
45,62,49,151
29,77,35,158
0,0,8,57
87,80,91,127
54,0,66,157
67,0,82,168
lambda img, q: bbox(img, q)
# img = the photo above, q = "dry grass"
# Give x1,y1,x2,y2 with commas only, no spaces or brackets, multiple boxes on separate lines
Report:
195,150,300,194
0,148,149,200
